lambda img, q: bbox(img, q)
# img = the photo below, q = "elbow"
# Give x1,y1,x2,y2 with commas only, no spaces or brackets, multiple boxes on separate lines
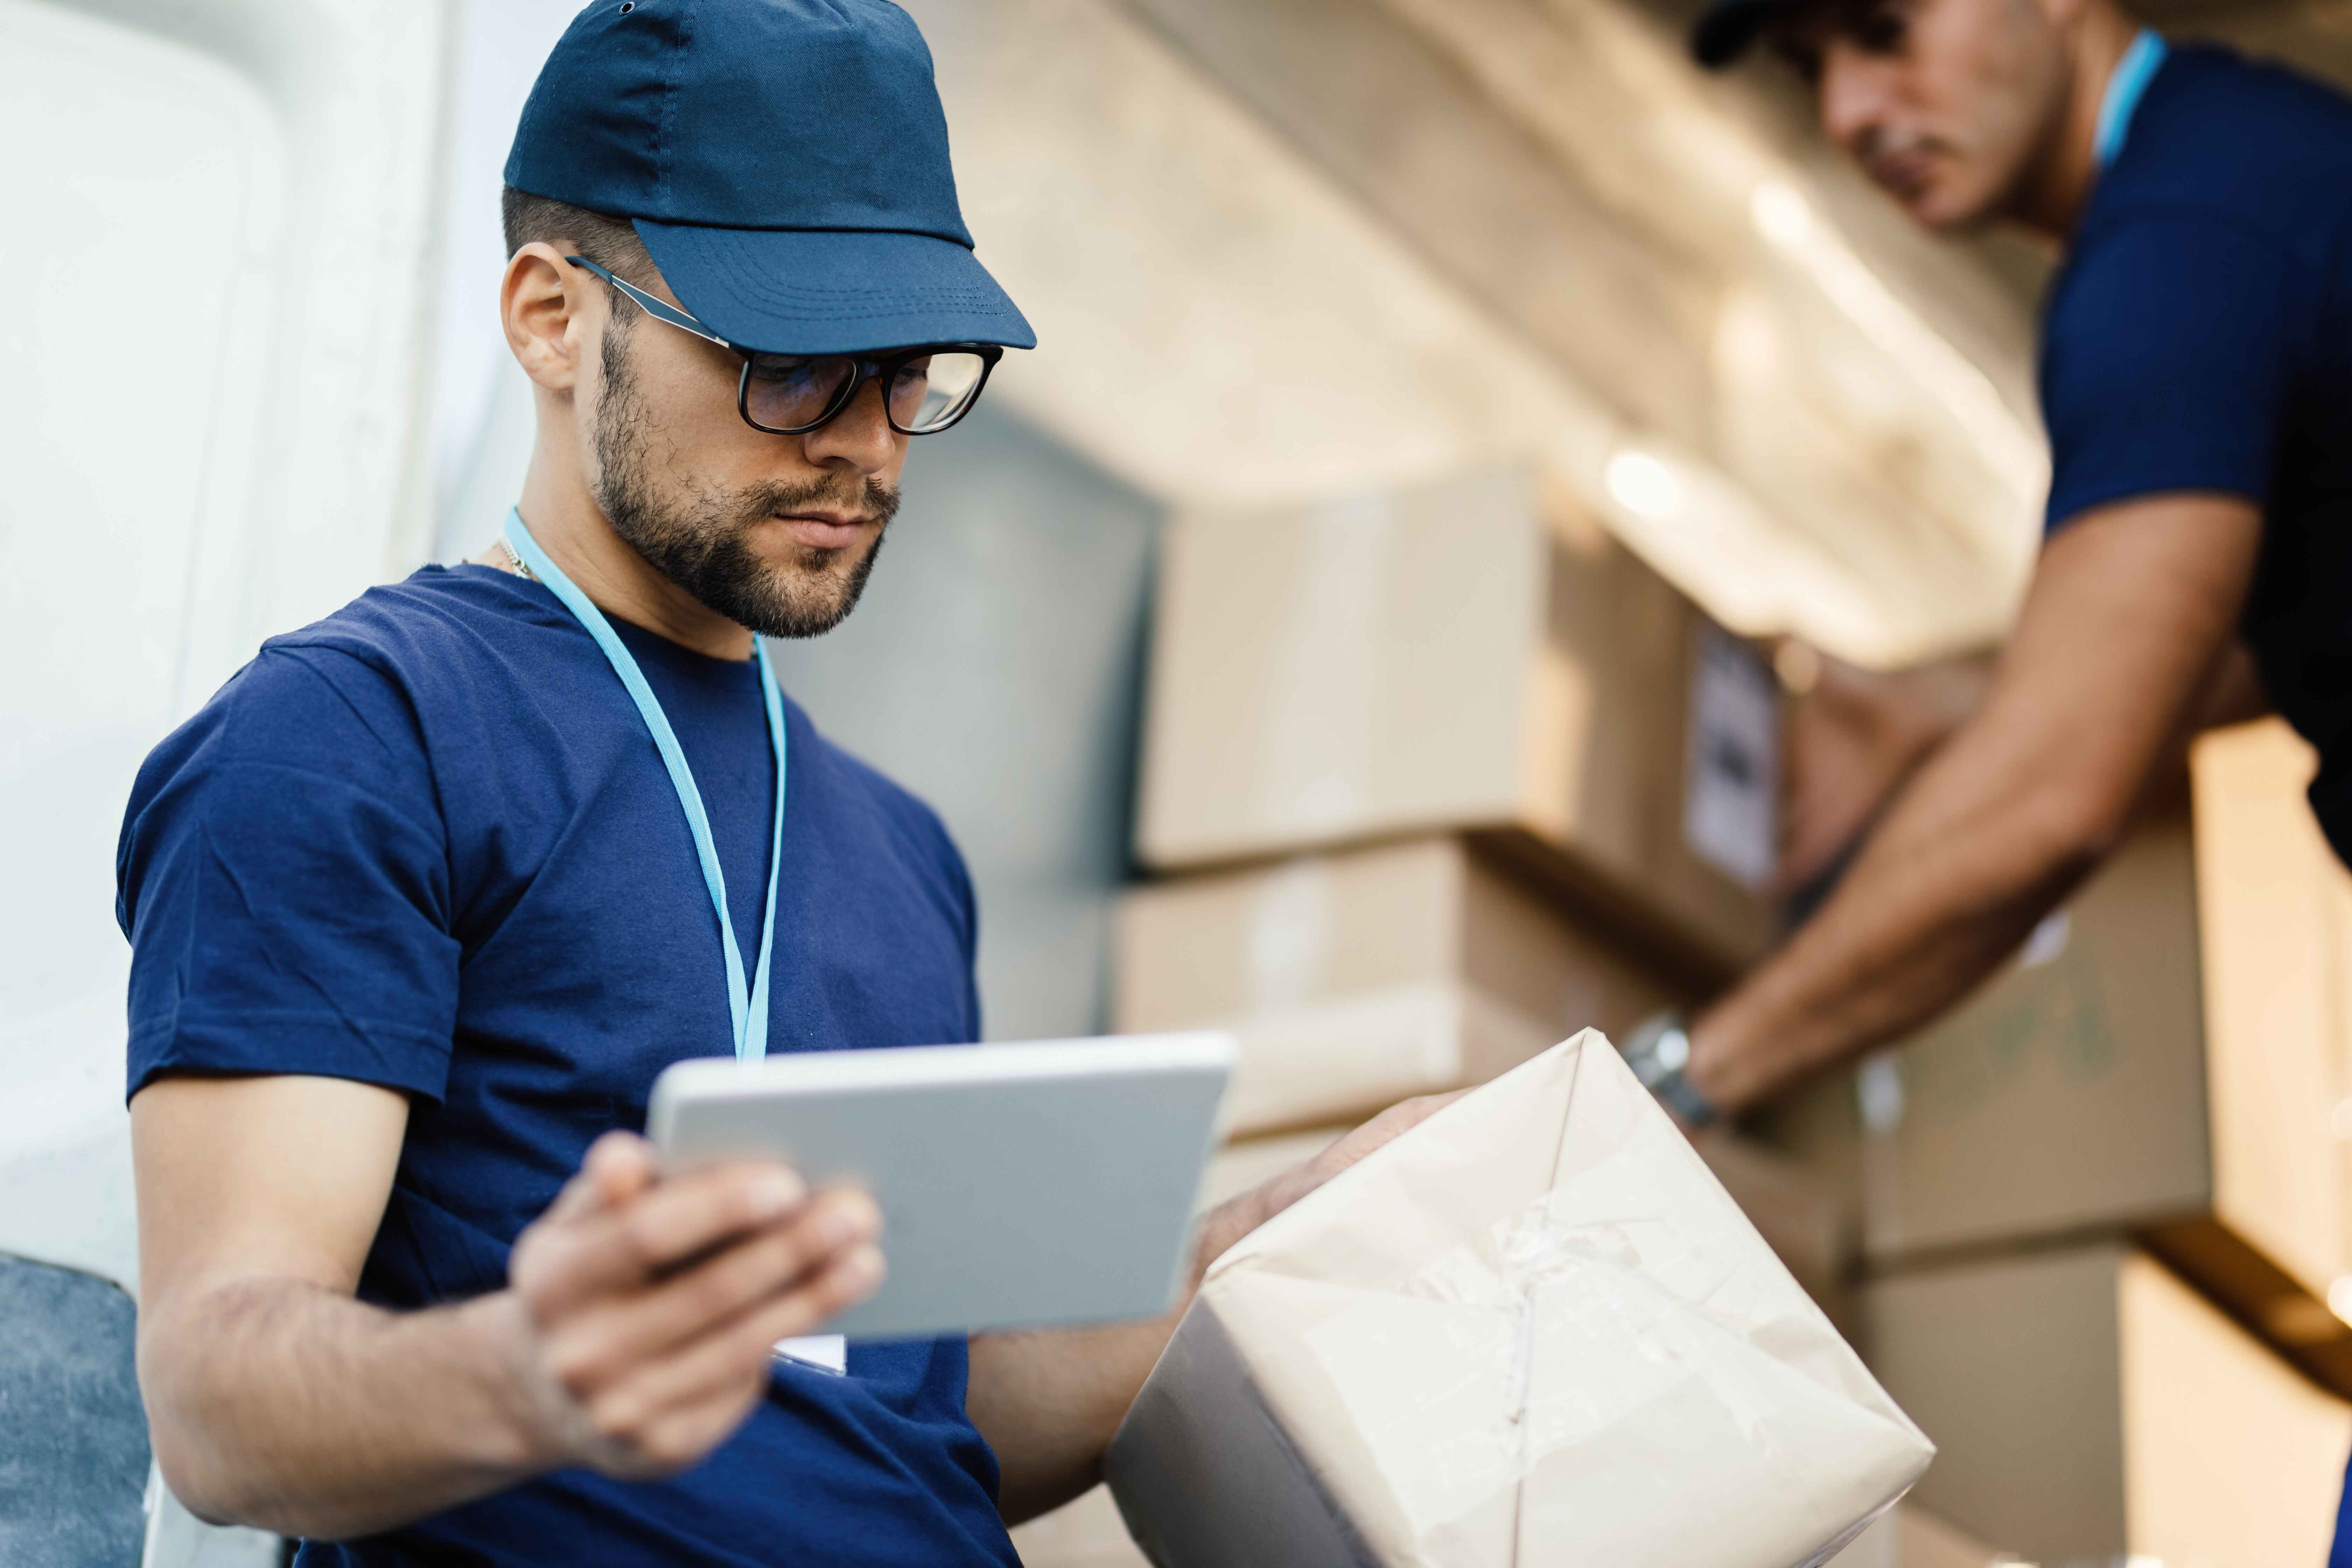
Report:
147,1419,315,1538
149,1441,244,1532
138,1321,279,1534
143,1393,249,1530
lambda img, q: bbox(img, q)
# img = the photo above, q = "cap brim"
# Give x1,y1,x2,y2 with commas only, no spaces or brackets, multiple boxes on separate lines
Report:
634,220,1038,355
1690,0,1778,66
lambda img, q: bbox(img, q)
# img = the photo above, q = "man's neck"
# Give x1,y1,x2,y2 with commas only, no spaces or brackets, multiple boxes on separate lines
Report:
2006,8,2144,239
489,451,757,662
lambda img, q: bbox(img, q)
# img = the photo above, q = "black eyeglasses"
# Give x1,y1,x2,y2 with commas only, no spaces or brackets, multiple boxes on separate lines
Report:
566,255,1002,438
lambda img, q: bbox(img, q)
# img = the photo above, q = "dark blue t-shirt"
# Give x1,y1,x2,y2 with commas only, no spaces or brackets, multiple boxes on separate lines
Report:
117,566,1019,1567
2041,43,2352,862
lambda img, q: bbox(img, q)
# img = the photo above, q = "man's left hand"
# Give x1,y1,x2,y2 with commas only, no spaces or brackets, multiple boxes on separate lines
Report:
966,1088,1463,1526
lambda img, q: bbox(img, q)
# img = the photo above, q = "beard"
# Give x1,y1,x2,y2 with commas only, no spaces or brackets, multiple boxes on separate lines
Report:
588,319,899,640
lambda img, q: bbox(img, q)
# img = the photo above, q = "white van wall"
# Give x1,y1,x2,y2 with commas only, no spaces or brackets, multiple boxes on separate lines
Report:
0,0,449,1289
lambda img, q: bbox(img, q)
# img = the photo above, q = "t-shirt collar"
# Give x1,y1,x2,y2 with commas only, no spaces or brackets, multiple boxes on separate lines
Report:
2094,29,2170,168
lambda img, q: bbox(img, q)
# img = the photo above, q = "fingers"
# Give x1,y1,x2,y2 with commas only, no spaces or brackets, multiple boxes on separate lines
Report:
571,1244,886,1469
544,1190,880,1391
521,1162,814,1314
1268,1091,1464,1200
1328,1090,1463,1164
1220,1090,1467,1240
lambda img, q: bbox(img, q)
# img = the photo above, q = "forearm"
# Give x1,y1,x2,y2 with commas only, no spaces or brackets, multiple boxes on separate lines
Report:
969,1188,1279,1524
141,1277,554,1540
1689,745,2108,1113
1692,495,2270,1114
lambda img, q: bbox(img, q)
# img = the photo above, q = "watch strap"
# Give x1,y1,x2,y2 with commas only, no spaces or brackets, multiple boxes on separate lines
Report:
1618,1010,1719,1129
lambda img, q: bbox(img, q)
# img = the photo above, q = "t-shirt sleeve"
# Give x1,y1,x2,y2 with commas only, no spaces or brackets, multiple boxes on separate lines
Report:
946,830,982,1044
2041,212,2296,531
117,646,461,1102
912,792,984,1044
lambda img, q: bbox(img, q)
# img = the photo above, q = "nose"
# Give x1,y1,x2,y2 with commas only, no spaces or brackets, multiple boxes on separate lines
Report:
1817,47,1895,157
800,374,903,477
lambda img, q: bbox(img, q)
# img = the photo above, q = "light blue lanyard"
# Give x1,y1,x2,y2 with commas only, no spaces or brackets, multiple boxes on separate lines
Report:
505,507,788,1063
2094,29,2168,168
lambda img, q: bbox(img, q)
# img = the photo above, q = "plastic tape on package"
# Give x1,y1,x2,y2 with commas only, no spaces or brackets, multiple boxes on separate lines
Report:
1106,1030,1933,1568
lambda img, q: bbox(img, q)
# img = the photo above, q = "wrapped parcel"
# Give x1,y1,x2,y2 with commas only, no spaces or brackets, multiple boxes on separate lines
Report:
1106,1030,1933,1567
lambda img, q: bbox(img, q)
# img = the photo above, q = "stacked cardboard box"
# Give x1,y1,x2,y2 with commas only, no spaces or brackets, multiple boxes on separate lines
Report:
1758,715,2352,1560
1133,464,1780,984
1115,836,1682,1136
1864,1244,2349,1565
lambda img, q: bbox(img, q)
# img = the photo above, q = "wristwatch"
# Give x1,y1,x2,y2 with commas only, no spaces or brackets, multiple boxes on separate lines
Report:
1618,1010,1719,1129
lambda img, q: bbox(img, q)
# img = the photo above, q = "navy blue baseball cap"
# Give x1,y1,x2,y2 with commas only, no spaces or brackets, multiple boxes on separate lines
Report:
506,0,1035,355
1690,0,1785,65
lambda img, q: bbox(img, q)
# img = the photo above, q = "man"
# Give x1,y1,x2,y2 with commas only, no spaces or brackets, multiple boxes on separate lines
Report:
1637,0,2352,1177
118,4,1433,1562
1619,0,2352,1550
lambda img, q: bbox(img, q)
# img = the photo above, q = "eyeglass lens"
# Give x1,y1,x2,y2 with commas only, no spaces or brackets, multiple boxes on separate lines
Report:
743,351,989,434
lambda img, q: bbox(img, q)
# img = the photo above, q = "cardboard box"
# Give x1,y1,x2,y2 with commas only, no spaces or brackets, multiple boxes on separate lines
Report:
1795,720,2352,1395
1863,1244,2351,1567
1120,838,1855,1319
1018,1143,1867,1568
1106,1034,1932,1567
1132,465,1778,980
1117,836,1686,1136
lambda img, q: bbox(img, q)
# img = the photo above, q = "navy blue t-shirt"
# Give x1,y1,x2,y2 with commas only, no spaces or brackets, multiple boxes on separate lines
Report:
2041,43,2352,862
117,566,1019,1567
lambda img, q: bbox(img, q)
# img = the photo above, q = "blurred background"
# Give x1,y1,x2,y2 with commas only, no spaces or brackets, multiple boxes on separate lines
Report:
7,0,2352,1562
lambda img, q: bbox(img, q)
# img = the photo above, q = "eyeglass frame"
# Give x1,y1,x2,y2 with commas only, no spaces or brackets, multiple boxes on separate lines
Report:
563,254,1004,438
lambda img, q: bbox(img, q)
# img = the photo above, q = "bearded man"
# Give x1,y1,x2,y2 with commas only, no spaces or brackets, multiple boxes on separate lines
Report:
115,4,1431,1562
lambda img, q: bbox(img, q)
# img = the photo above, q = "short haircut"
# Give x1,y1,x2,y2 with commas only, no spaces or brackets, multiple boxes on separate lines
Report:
499,186,657,289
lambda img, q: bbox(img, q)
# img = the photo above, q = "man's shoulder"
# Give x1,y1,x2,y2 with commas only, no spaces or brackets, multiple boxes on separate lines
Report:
2049,48,2352,343
134,569,547,801
2095,46,2352,234
258,566,556,686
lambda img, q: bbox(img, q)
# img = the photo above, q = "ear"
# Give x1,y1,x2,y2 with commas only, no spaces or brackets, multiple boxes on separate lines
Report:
501,242,600,394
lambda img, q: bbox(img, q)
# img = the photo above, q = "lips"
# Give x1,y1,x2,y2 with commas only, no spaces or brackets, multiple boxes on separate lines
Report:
773,512,875,550
1868,150,1934,202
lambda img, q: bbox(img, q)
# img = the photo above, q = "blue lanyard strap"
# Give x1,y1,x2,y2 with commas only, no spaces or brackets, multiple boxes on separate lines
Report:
2094,29,2168,168
505,507,788,1063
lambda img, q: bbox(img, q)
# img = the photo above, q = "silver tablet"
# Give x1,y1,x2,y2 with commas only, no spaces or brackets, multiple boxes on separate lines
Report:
647,1032,1238,1342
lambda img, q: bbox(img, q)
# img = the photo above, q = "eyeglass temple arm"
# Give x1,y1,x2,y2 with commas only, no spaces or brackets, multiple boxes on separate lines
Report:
564,255,736,351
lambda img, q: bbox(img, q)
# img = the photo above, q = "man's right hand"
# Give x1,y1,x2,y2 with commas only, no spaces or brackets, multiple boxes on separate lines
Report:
496,1130,883,1479
131,1074,884,1538
1776,646,1993,901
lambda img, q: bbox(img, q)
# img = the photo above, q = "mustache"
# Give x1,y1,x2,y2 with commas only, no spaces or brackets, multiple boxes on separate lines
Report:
738,475,901,530
1855,125,1941,170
